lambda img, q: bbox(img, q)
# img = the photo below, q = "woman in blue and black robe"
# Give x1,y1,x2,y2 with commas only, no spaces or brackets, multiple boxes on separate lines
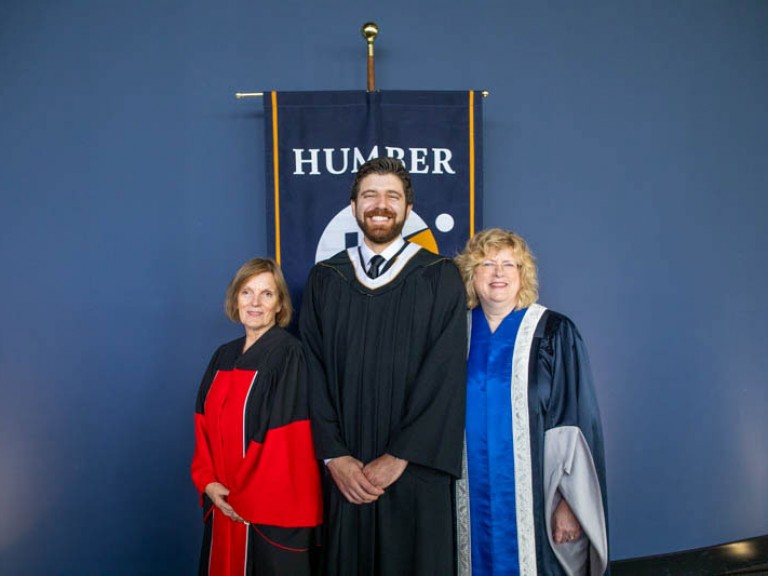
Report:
454,229,609,576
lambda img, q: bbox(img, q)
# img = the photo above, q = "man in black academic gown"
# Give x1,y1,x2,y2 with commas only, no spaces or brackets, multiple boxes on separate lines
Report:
300,157,467,576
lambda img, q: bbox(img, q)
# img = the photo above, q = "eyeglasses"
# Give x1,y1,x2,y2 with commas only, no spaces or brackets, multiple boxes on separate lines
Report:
478,260,520,272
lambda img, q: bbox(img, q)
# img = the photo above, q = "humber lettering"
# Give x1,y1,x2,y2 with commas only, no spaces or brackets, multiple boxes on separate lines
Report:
292,146,455,176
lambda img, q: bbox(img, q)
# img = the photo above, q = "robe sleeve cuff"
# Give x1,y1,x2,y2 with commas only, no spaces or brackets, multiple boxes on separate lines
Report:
544,426,608,576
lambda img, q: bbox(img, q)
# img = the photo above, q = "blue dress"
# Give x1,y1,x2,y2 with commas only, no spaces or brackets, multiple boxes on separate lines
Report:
466,306,527,575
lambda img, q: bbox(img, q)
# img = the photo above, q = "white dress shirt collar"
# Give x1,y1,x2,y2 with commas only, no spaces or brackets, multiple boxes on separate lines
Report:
359,236,406,270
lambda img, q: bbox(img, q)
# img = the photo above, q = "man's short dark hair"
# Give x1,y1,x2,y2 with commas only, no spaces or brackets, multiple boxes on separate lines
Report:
350,157,414,205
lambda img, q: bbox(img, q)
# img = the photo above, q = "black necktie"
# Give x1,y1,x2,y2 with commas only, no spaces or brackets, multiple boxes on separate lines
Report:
368,255,385,279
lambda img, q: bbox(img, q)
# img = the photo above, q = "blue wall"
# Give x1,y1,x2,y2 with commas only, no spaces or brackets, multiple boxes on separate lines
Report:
1,1,767,573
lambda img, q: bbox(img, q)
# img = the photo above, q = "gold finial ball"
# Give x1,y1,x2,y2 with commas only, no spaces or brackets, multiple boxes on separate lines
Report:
362,22,379,43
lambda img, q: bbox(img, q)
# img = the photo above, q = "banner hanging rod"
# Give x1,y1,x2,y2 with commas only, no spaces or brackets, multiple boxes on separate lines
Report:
235,91,489,99
234,22,489,99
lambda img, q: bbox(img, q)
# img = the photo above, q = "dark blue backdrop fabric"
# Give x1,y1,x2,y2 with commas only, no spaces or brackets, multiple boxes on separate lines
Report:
264,90,483,302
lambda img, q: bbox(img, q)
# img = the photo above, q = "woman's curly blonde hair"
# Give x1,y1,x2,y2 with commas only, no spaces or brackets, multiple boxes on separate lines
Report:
454,228,539,310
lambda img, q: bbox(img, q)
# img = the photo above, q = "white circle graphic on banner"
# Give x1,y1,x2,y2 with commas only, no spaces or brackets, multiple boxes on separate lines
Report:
435,213,455,233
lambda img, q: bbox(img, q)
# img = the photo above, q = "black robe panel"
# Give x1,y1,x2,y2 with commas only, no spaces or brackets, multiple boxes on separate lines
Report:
300,246,467,576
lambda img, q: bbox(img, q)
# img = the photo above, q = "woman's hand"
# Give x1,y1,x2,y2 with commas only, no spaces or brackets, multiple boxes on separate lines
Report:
552,497,582,544
205,482,245,523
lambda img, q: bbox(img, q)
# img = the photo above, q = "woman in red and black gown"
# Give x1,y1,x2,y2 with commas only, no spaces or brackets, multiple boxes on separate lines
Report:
191,258,322,576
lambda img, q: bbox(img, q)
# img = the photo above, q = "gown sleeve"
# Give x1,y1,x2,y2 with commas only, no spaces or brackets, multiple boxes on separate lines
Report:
190,346,223,502
226,343,323,527
385,260,468,478
299,265,350,460
539,314,609,576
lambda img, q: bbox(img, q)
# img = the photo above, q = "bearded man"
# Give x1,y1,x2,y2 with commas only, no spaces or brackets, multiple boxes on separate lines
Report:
300,157,467,575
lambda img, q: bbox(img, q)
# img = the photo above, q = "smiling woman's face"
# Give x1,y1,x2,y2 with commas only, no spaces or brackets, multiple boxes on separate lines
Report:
237,272,281,339
472,247,522,312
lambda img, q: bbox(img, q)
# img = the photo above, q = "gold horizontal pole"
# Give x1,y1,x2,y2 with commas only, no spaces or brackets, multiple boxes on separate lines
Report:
234,91,488,99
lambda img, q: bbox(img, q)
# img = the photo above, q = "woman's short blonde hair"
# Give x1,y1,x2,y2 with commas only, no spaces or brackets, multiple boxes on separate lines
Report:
454,228,539,310
224,258,293,327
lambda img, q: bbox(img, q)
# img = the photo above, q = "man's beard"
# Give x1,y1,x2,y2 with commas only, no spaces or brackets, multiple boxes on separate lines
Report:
357,208,406,245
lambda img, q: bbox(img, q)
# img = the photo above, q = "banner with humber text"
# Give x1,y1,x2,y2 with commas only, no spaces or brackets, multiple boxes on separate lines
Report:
264,90,483,306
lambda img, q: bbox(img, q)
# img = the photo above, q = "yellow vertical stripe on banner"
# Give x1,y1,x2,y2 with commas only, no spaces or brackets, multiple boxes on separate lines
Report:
271,92,282,263
468,90,476,238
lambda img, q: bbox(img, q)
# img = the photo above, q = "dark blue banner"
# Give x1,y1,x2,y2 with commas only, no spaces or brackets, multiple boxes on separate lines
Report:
264,90,483,304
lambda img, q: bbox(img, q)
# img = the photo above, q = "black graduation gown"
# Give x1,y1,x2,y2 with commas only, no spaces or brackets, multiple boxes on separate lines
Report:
300,244,467,576
192,326,322,576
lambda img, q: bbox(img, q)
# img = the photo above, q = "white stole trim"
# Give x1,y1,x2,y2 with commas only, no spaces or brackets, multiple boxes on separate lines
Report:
456,304,548,576
511,303,547,576
347,242,422,289
242,370,258,457
456,311,473,576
